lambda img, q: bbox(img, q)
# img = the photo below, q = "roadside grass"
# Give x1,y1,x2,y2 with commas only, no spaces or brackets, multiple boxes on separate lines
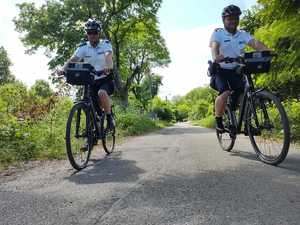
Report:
0,106,173,172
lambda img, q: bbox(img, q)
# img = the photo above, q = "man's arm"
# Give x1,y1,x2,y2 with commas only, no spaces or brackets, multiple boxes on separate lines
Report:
105,52,113,70
247,39,271,51
211,41,224,63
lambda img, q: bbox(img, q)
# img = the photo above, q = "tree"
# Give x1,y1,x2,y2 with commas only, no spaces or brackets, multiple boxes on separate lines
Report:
0,46,15,85
184,87,217,106
30,79,53,98
14,0,170,106
131,73,162,110
241,0,300,99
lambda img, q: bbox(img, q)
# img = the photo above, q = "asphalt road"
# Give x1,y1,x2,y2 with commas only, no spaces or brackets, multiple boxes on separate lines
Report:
1,123,300,225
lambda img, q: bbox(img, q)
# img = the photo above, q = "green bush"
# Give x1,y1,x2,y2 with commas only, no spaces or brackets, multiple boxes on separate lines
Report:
199,115,215,128
0,93,171,169
151,96,174,121
0,119,39,164
188,100,210,120
152,106,174,121
32,98,73,159
174,104,189,122
284,100,300,141
115,107,158,136
0,97,73,168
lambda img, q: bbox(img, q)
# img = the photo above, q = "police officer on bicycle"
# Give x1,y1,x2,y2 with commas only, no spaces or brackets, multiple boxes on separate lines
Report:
209,5,271,132
59,18,115,129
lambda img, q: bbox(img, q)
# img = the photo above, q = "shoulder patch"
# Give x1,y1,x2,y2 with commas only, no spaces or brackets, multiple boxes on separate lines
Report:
214,28,223,32
104,40,111,44
78,42,87,48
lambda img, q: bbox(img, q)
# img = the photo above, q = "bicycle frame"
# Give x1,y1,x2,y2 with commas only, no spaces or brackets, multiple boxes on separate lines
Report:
230,73,266,134
74,83,103,139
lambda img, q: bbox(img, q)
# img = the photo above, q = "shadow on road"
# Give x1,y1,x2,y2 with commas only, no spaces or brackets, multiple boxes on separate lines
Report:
278,155,300,173
229,150,258,162
65,151,145,185
98,164,300,225
228,148,300,174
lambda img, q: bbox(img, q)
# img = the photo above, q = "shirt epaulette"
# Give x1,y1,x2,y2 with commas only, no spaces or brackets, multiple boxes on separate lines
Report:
214,28,224,32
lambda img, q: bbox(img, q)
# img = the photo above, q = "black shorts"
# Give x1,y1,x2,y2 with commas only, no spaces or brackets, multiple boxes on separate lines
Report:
92,76,115,97
210,68,245,109
211,68,244,95
91,77,115,109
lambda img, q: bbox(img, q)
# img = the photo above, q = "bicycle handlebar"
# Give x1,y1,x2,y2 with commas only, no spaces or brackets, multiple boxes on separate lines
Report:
54,69,112,80
218,51,277,64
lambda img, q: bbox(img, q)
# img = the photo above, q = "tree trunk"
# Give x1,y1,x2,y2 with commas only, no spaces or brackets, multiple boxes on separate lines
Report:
119,88,129,108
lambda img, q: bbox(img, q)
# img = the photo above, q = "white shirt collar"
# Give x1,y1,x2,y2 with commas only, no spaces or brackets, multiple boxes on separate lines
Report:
224,28,241,38
87,41,101,48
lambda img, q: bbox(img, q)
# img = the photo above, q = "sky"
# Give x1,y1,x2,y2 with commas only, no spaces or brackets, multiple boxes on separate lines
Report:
0,0,257,98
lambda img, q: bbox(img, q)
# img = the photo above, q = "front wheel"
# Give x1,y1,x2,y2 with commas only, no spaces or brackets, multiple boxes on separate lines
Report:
66,103,93,170
246,90,290,165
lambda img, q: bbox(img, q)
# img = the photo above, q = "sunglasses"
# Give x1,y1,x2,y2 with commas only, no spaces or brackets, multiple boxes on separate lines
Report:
87,31,99,35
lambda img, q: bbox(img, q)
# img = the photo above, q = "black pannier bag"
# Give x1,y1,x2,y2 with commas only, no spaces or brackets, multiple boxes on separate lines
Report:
244,51,272,74
207,60,220,91
66,63,95,85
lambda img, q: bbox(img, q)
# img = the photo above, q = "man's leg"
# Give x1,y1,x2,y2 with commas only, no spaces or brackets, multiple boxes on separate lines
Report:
98,89,115,129
213,72,230,131
215,91,230,131
215,91,231,117
98,89,111,114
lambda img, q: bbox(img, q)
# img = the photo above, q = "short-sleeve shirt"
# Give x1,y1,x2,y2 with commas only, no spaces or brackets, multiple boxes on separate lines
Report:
209,28,253,69
73,39,113,71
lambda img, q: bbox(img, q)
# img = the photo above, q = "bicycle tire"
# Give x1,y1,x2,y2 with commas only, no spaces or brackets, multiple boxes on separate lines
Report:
246,90,290,165
101,113,116,154
66,103,92,170
216,106,236,152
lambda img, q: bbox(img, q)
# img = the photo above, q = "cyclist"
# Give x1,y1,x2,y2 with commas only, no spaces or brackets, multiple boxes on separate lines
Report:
209,4,271,132
59,18,115,129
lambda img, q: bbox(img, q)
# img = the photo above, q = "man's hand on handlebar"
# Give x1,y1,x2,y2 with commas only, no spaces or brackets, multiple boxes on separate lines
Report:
103,67,113,75
57,70,66,76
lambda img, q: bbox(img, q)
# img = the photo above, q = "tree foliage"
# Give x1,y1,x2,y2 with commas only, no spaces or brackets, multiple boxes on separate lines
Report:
14,0,170,106
241,0,300,99
30,79,53,98
0,46,15,85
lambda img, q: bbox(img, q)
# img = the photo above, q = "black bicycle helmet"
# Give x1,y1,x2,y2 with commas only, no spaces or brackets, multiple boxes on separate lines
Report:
85,18,101,32
222,5,242,18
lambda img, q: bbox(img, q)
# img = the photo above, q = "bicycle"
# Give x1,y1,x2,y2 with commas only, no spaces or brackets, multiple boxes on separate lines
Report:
208,51,290,165
59,63,116,170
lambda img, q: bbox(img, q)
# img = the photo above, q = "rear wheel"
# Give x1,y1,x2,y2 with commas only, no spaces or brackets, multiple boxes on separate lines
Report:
217,106,236,152
246,90,290,165
101,113,116,154
66,103,92,170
